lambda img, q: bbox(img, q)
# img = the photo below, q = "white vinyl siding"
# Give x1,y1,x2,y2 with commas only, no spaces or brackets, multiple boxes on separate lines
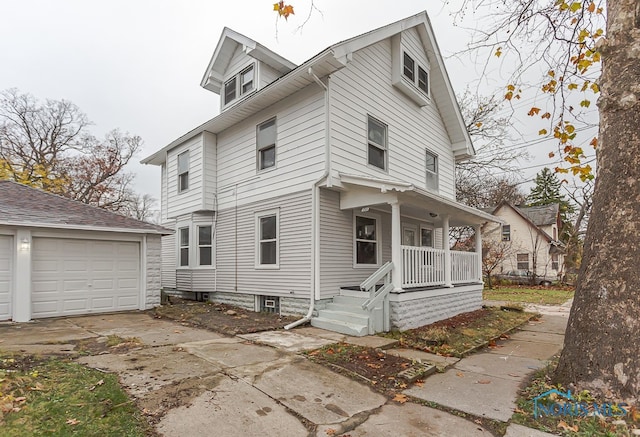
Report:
260,63,284,88
215,84,325,210
177,151,190,193
0,235,12,320
425,150,438,191
202,132,217,210
216,190,311,297
166,135,204,218
329,31,456,199
257,118,277,171
161,232,177,289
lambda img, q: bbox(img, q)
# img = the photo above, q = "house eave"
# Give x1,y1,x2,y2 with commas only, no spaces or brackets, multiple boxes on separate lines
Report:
0,220,171,235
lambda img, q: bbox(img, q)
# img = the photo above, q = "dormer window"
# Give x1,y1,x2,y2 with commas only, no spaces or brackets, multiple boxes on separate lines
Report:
403,53,415,81
223,64,255,106
418,66,429,94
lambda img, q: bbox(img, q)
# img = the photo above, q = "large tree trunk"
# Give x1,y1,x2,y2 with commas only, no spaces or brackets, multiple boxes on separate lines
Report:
554,0,640,402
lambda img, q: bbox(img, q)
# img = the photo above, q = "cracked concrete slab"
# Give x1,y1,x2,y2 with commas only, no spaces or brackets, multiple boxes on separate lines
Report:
508,330,565,345
504,423,557,436
519,315,568,335
386,348,460,368
253,355,386,425
342,336,399,349
156,376,309,437
293,326,348,342
0,319,96,346
404,368,521,422
78,345,220,397
317,402,489,437
485,339,561,360
238,330,336,352
179,338,284,368
454,352,544,381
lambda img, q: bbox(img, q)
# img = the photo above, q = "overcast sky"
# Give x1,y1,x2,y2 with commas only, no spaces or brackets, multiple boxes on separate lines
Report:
1,0,594,200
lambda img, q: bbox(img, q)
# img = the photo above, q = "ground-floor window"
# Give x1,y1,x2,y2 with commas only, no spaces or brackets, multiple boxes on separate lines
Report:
256,210,279,268
198,225,213,266
355,215,378,265
517,253,529,270
551,253,559,270
179,227,189,267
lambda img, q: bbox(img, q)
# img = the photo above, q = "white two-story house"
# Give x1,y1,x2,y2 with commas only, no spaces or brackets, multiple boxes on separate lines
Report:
142,11,499,336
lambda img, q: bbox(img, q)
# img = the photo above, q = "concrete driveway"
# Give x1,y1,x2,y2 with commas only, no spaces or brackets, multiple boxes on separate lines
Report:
0,312,491,436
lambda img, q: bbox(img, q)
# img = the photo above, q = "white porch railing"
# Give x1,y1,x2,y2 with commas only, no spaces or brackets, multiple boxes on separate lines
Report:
451,251,480,285
401,245,446,287
401,246,480,288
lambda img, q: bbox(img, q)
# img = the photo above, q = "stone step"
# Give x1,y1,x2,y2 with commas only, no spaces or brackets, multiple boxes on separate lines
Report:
311,317,369,337
325,302,370,315
333,295,370,307
317,309,369,326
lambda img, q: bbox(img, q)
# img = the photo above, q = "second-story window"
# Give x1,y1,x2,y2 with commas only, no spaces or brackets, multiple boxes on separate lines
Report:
177,151,189,193
224,64,255,106
502,225,511,241
367,116,387,170
403,52,415,81
425,150,438,191
418,66,429,94
257,118,276,170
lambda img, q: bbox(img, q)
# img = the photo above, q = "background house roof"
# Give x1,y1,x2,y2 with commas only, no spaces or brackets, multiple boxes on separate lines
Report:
517,204,559,227
0,181,169,234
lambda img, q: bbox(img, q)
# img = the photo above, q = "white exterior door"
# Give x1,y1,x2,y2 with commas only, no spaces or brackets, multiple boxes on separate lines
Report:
0,235,12,321
31,238,140,318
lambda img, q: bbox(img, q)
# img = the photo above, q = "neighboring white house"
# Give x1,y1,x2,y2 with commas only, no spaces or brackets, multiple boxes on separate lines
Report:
0,180,168,322
485,202,564,281
142,11,500,335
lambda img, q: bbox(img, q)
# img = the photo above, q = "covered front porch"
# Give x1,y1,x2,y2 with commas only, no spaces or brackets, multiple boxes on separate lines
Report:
311,174,500,336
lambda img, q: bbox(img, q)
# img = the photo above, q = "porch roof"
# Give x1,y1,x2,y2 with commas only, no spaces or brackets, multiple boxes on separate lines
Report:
338,173,502,227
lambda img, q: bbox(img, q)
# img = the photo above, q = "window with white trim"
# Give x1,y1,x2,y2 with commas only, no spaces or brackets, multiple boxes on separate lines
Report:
355,215,378,265
198,226,213,266
420,227,433,248
367,116,387,170
517,253,529,270
179,227,189,267
418,66,429,94
403,52,415,81
257,118,276,170
223,64,255,106
425,150,438,191
502,225,511,241
552,253,559,270
257,211,278,267
177,151,189,193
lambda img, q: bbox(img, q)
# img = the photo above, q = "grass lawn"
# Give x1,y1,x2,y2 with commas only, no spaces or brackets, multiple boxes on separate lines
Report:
382,306,535,357
0,351,151,436
483,286,574,305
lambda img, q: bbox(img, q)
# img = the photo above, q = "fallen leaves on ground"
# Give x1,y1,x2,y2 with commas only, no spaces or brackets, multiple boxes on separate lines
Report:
66,418,80,425
557,420,579,432
393,393,408,404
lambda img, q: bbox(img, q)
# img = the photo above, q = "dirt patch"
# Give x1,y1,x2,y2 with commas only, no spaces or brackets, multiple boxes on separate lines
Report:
66,336,145,356
305,343,419,397
136,375,224,424
0,352,48,372
153,299,298,335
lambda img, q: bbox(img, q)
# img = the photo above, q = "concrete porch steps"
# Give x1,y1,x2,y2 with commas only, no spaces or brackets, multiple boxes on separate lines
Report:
310,290,383,337
310,316,369,337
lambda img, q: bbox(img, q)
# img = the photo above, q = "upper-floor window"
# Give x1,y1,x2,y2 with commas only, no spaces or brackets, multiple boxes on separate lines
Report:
179,227,189,267
257,118,276,170
198,225,213,266
418,66,429,94
256,210,279,268
425,150,438,191
224,64,255,106
403,53,415,81
502,225,511,241
552,226,558,240
367,116,387,170
177,151,189,193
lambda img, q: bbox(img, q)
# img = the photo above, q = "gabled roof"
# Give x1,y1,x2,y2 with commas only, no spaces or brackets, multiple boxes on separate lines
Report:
143,11,474,165
200,27,297,93
492,201,559,242
0,181,169,234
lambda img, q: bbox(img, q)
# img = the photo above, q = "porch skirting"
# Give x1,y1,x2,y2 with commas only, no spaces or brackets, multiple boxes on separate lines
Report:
388,284,483,331
209,291,331,317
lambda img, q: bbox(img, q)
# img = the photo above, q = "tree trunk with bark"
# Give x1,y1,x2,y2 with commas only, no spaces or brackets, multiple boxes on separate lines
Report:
554,0,640,402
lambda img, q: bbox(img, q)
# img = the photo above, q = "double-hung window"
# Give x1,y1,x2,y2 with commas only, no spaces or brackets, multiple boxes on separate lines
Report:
179,227,189,267
425,150,438,191
257,211,278,267
198,226,213,266
502,225,511,241
355,215,378,265
223,64,255,106
177,151,189,193
403,52,415,81
257,118,276,170
367,116,387,170
418,66,429,94
517,253,529,270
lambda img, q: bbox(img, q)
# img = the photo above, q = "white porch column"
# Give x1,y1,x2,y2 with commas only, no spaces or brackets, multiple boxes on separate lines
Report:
390,201,402,291
443,215,452,287
475,224,483,283
13,229,32,322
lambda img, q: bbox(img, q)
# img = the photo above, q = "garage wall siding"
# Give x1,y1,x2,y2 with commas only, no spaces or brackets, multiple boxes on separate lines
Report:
145,234,162,308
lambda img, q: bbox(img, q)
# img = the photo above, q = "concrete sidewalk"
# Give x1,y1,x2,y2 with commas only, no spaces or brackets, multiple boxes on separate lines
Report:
0,301,570,436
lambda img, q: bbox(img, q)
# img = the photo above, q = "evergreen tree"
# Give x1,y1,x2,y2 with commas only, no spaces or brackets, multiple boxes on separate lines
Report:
527,168,574,241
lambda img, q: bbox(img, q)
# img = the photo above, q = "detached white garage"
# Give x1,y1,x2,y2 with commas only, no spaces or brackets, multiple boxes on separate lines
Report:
0,181,169,322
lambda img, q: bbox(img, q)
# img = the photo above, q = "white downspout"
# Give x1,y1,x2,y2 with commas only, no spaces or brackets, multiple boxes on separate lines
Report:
285,67,331,330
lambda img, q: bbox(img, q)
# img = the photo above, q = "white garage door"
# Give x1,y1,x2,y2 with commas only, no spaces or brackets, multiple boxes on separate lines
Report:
32,238,140,318
0,235,12,321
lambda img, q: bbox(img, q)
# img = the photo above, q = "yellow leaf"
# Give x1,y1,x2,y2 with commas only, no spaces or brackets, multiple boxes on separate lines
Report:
539,129,548,136
558,420,579,432
555,167,569,174
528,107,541,116
565,124,576,134
590,81,600,93
548,70,555,77
505,91,513,101
273,3,280,11
570,2,582,13
580,99,591,108
506,84,515,91
592,51,601,63
568,83,578,90
475,122,483,128
393,393,408,403
495,47,502,57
